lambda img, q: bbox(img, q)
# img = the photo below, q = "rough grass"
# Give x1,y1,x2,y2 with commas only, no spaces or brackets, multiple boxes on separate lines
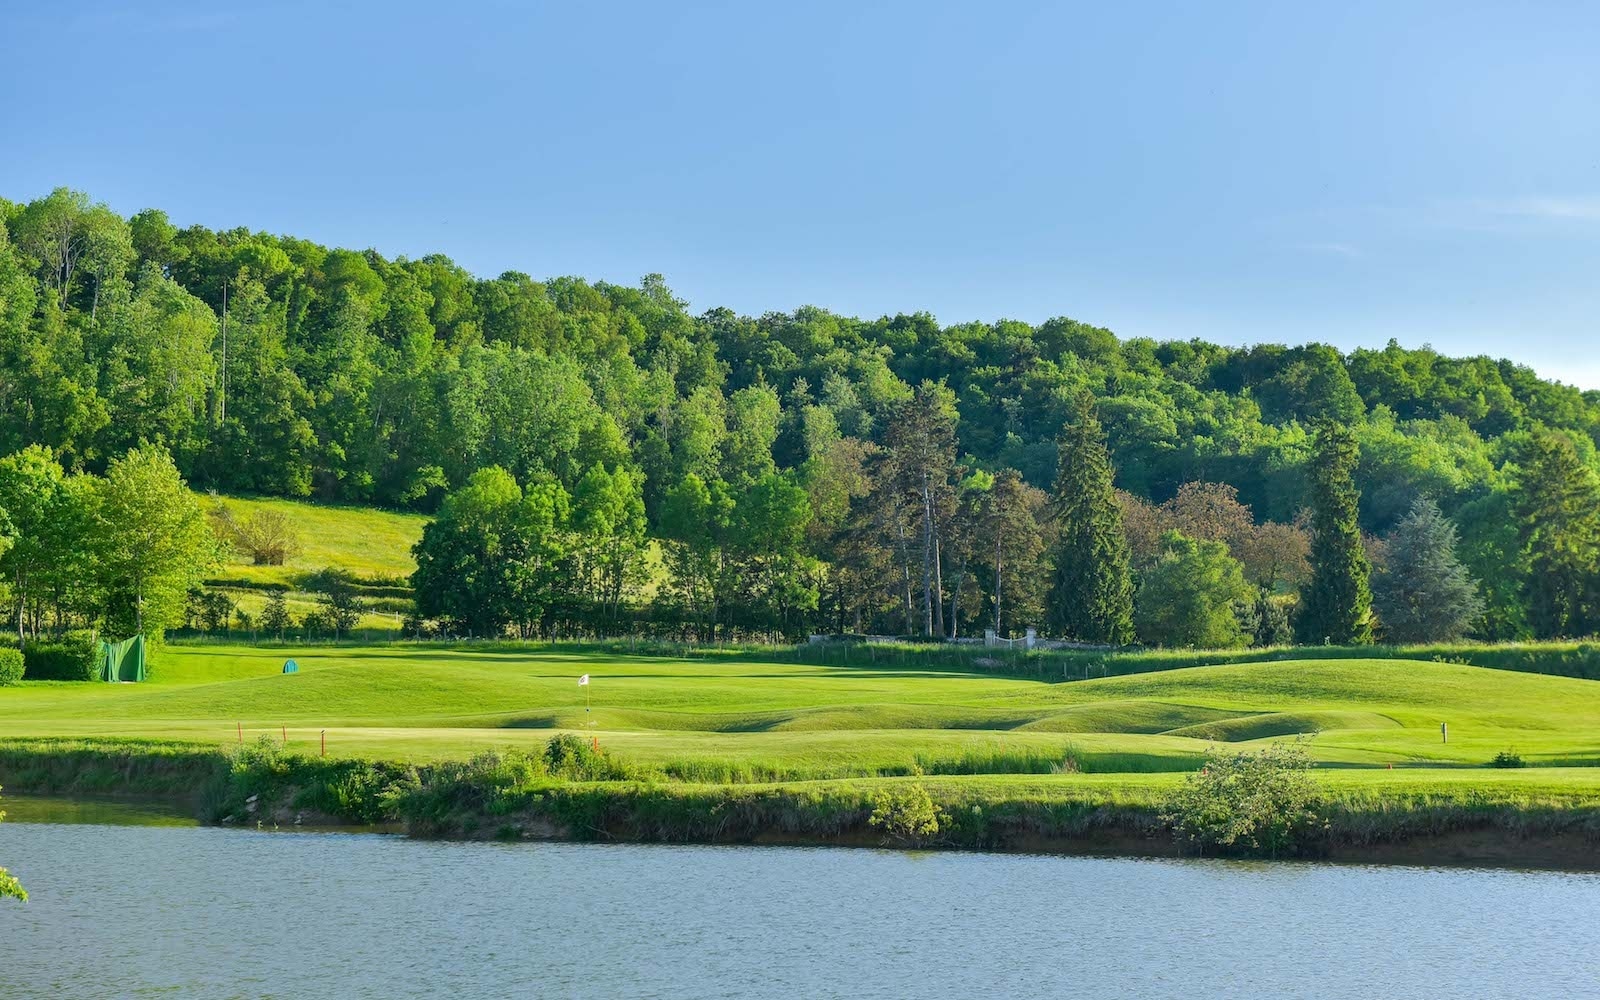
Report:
201,493,426,590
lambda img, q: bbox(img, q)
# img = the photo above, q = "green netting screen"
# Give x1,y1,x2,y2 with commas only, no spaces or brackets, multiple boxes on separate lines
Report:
100,634,147,682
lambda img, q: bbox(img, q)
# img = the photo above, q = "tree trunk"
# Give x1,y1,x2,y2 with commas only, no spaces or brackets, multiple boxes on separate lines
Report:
894,518,914,633
994,536,1004,636
948,564,965,640
921,476,935,636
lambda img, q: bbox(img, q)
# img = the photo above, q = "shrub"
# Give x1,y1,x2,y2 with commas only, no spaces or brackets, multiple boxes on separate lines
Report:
22,632,99,681
542,733,629,781
867,782,943,845
0,783,26,902
1164,739,1323,858
210,502,303,566
231,734,291,777
1490,749,1526,768
375,751,550,833
312,571,363,638
300,610,331,639
0,649,22,686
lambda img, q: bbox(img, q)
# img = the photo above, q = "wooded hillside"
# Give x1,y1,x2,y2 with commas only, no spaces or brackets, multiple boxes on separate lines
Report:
3,187,1598,643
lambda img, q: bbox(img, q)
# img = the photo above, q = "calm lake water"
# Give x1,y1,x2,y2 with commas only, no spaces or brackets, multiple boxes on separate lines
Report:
2,803,1598,999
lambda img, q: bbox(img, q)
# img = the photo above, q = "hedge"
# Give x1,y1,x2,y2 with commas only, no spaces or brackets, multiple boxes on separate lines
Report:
23,633,100,681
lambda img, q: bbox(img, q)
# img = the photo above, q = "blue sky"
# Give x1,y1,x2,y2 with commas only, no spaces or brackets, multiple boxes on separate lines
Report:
5,1,1599,386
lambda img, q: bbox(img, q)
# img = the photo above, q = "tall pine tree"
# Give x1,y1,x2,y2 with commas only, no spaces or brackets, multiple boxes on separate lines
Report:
1297,421,1373,644
1371,497,1483,643
1516,431,1600,639
1046,394,1134,644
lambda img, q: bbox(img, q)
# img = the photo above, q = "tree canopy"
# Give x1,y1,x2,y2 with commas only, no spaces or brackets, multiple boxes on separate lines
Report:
4,187,1600,642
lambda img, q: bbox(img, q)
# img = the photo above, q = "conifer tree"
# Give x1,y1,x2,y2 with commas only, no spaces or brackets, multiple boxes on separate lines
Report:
1296,421,1373,644
1252,588,1293,647
1516,431,1600,639
1046,394,1134,644
1371,497,1483,643
978,468,1049,637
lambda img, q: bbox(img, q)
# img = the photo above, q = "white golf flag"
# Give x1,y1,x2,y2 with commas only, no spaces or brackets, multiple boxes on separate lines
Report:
578,674,590,686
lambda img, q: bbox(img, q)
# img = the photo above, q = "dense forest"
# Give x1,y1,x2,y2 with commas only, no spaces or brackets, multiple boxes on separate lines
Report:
3,187,1600,645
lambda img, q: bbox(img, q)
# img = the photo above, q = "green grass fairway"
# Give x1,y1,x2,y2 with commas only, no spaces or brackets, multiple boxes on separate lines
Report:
4,645,1599,791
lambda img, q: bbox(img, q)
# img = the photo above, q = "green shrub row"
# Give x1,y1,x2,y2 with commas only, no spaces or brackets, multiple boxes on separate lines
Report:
21,633,100,681
788,639,1600,682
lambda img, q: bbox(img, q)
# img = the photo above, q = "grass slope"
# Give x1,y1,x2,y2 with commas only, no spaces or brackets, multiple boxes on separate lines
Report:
203,494,427,589
199,494,427,632
4,645,1599,786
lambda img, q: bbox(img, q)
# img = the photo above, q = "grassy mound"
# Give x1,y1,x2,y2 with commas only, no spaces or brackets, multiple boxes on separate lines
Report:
1167,710,1403,742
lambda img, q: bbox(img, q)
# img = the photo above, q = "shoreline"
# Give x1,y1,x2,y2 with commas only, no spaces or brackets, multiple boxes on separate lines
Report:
7,791,1599,872
4,741,1598,872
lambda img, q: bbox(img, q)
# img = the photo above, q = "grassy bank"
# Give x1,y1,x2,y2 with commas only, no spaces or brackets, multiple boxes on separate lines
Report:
202,493,426,590
3,740,1598,865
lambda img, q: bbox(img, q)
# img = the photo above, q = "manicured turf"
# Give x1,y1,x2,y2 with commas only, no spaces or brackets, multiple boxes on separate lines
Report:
4,644,1599,790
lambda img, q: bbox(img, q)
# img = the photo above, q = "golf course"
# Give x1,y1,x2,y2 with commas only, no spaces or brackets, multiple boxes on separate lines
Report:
5,643,1600,777
4,642,1599,864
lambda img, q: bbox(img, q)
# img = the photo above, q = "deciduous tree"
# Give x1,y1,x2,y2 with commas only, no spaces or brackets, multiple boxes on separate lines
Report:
92,445,215,636
1135,531,1254,648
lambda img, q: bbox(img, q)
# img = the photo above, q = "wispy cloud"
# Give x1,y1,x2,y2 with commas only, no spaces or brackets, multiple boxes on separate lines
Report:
1472,195,1600,223
1292,241,1362,258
